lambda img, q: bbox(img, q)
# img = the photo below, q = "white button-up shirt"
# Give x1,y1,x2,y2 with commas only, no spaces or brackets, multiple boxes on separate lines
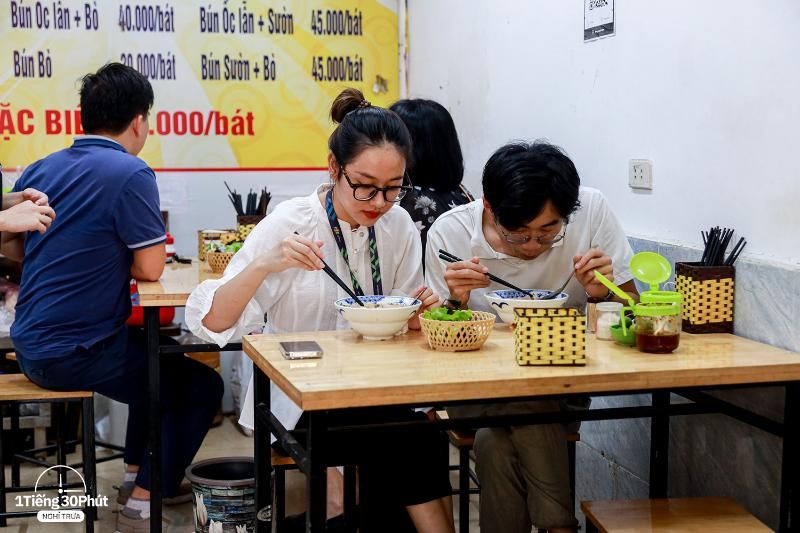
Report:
424,188,634,313
186,184,424,431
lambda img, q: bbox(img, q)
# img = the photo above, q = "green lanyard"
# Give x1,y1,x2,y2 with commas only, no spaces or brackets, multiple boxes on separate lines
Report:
325,189,382,296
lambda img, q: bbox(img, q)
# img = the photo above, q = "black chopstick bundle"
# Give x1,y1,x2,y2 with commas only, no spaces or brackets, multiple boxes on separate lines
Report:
699,226,746,266
224,183,272,216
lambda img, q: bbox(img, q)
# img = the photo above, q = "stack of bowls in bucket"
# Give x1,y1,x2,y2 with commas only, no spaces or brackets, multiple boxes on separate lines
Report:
484,289,569,325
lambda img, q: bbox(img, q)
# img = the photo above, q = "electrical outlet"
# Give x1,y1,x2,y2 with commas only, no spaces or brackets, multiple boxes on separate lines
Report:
629,159,653,190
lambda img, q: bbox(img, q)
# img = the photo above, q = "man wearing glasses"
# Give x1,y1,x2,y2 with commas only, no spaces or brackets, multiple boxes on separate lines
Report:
424,141,636,533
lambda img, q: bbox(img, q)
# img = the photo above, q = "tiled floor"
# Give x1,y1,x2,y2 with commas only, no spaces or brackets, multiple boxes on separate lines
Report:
2,417,480,532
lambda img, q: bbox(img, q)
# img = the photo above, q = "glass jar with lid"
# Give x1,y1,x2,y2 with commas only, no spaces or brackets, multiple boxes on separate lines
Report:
595,302,623,340
634,291,683,353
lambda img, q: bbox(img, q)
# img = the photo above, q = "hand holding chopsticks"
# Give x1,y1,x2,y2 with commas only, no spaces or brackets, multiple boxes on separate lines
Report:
438,250,537,299
294,232,364,306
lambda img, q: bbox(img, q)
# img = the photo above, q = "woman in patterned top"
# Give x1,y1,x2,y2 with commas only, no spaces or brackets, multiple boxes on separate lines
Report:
390,99,474,256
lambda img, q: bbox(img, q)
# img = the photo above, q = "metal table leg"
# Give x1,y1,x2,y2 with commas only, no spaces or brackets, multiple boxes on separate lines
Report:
780,383,800,531
254,368,272,533
306,412,328,532
0,404,6,528
82,397,96,533
10,403,20,487
649,391,670,498
144,307,162,532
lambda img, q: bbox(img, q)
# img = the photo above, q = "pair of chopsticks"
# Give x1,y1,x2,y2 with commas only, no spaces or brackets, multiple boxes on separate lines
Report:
438,250,536,298
294,232,364,306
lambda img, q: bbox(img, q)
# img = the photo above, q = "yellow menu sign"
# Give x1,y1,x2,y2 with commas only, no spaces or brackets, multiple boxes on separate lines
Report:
0,1,399,171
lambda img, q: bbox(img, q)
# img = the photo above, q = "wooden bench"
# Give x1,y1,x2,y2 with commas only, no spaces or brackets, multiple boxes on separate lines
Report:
2,355,50,454
436,410,580,533
0,373,97,531
0,373,92,402
581,497,771,532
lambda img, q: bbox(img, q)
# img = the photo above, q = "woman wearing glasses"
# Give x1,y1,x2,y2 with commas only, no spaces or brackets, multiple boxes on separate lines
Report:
423,141,636,533
186,88,453,533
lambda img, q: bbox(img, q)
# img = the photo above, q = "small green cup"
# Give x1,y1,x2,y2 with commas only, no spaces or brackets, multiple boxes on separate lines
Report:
610,318,636,346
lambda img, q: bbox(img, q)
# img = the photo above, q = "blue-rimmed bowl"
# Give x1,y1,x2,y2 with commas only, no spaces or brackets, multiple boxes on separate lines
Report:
334,295,421,340
484,289,569,325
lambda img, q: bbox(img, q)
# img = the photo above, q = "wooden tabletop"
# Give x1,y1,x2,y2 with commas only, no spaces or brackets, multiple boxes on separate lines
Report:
242,326,800,411
137,260,219,307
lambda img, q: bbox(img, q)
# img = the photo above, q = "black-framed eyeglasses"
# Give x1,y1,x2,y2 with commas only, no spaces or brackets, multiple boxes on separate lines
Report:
496,218,568,246
340,166,413,203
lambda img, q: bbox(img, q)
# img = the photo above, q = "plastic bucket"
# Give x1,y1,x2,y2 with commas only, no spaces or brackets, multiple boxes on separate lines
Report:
186,457,255,532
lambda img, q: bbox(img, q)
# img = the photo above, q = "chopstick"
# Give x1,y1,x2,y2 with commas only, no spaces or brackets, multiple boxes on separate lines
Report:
224,181,244,216
438,249,536,298
725,237,746,266
294,232,364,306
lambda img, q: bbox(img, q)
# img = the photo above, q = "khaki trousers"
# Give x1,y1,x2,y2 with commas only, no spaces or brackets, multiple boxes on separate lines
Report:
448,401,577,532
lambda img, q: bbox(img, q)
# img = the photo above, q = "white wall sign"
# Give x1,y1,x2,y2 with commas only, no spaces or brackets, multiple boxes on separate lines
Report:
584,0,615,41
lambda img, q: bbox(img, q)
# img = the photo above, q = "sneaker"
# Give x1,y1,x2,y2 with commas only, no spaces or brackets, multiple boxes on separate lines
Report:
115,510,171,532
116,481,193,507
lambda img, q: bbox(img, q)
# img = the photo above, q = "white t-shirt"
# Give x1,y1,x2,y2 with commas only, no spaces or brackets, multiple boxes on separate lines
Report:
424,187,634,313
185,184,424,431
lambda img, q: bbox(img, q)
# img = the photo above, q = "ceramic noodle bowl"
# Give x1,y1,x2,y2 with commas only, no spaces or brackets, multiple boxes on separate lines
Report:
334,295,421,340
484,289,569,325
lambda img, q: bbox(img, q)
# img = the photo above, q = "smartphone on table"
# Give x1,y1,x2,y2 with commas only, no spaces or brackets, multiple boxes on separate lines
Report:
279,341,324,360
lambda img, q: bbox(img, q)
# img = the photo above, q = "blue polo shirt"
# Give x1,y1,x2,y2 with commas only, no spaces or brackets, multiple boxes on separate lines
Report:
11,137,166,360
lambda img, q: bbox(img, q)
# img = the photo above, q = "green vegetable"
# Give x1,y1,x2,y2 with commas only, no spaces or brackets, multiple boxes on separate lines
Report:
423,307,472,321
225,242,243,253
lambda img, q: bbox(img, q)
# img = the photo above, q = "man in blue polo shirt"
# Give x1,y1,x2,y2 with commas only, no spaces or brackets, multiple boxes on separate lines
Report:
2,63,223,532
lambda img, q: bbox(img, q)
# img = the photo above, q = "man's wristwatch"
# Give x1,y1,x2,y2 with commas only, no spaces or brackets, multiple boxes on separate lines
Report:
587,289,614,303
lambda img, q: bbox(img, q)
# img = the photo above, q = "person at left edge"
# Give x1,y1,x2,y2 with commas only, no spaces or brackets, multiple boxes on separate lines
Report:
1,62,224,533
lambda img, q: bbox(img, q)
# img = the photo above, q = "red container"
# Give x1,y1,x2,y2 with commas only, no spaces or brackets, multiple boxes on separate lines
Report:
126,280,175,326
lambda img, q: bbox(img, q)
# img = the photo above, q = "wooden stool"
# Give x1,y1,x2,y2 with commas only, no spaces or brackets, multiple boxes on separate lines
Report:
1,354,47,455
271,448,357,532
436,411,580,533
0,374,97,532
581,497,771,532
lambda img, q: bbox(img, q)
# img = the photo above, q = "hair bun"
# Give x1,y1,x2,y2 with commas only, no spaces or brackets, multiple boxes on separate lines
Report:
330,87,368,123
